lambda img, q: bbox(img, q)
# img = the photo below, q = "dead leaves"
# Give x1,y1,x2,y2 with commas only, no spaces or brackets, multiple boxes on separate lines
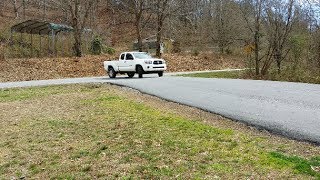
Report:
311,165,320,173
0,53,245,82
163,53,245,72
0,54,111,82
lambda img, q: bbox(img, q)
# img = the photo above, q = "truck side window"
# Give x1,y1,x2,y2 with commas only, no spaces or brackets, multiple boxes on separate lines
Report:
126,53,134,60
120,54,125,60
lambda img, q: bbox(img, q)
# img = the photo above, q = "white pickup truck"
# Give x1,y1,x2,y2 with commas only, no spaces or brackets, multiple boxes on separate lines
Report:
104,52,167,78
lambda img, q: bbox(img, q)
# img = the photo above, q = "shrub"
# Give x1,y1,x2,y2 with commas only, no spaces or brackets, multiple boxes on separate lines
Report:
103,46,116,55
225,49,232,55
90,37,103,55
0,45,5,60
90,36,115,55
172,41,181,53
289,35,307,70
192,48,200,56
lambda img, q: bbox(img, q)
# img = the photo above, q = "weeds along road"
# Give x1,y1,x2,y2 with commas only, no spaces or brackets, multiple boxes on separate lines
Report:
1,73,320,144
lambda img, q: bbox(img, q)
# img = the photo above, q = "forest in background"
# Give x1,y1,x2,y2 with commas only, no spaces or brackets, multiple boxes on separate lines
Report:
0,0,320,82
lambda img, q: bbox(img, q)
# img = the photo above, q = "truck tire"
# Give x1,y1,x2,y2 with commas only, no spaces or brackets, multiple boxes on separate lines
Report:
127,72,135,78
158,72,163,77
137,66,143,78
108,67,116,78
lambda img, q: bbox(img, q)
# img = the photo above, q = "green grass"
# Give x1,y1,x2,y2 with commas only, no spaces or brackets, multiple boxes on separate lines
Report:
179,70,244,79
179,69,320,84
0,85,319,179
0,86,70,102
0,84,99,102
268,152,320,178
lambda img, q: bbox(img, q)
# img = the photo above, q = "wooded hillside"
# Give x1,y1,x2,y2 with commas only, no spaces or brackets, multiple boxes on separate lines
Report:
0,0,320,81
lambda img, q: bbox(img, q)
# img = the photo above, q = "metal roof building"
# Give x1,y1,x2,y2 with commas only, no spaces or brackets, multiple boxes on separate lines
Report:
11,20,74,35
10,20,92,58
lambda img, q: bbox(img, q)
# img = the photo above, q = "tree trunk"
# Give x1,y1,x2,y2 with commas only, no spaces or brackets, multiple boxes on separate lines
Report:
217,0,225,54
253,0,262,76
261,43,276,75
43,0,46,20
317,42,320,74
71,0,83,57
74,29,82,57
254,30,260,75
23,0,26,19
277,61,281,74
13,0,19,19
134,1,144,52
156,16,163,58
219,44,224,54
275,50,282,74
0,1,4,17
136,20,143,52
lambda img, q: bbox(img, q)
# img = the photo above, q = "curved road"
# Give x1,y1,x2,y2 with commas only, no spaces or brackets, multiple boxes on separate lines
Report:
1,73,320,144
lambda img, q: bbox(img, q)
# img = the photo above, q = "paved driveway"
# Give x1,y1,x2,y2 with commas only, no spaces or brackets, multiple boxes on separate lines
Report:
1,72,319,144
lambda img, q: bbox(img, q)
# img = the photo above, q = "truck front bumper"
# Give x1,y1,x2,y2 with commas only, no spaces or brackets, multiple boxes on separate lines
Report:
142,64,167,72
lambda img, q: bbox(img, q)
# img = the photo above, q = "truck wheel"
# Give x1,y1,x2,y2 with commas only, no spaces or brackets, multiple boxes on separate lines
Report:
127,72,135,78
158,72,163,77
108,67,116,78
137,66,143,78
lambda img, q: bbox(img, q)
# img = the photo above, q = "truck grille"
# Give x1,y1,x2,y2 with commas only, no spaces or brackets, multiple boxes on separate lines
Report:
153,61,163,65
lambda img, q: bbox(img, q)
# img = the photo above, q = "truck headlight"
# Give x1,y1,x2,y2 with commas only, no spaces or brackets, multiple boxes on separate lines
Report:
144,60,152,64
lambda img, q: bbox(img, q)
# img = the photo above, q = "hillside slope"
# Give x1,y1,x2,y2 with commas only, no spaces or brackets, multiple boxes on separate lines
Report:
0,53,244,82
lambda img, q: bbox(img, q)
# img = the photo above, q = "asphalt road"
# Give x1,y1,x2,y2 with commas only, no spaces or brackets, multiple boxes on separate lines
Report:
1,72,320,144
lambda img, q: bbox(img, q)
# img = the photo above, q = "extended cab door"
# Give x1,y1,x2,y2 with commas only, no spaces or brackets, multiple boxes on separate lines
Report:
122,53,135,72
117,53,126,72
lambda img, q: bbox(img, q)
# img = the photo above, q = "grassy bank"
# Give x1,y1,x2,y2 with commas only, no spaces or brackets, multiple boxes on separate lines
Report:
179,69,320,84
180,70,245,79
0,85,319,179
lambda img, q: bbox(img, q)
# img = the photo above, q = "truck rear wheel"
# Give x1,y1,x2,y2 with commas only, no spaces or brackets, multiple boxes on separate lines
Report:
108,67,116,78
137,66,143,78
127,72,135,78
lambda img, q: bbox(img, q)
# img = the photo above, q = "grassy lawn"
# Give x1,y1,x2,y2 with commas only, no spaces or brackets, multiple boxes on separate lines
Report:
0,84,319,179
179,70,244,79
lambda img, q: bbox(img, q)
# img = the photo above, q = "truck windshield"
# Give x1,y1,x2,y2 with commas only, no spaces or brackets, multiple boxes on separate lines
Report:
133,53,152,59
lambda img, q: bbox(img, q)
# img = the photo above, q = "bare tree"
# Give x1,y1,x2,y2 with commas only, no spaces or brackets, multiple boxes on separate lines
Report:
12,0,20,19
62,0,96,57
42,0,46,20
154,0,168,57
206,0,244,54
120,0,150,52
9,0,29,19
305,0,320,72
152,0,183,57
261,0,297,74
240,0,263,75
22,0,27,19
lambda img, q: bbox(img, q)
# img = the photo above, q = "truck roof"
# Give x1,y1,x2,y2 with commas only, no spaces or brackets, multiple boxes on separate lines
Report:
121,51,147,54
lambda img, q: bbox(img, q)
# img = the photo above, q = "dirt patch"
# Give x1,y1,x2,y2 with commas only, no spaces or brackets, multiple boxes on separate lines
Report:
164,53,245,72
0,55,111,82
0,53,245,82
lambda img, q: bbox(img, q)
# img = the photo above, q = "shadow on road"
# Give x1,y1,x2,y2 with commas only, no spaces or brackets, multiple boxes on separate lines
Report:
96,76,157,81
